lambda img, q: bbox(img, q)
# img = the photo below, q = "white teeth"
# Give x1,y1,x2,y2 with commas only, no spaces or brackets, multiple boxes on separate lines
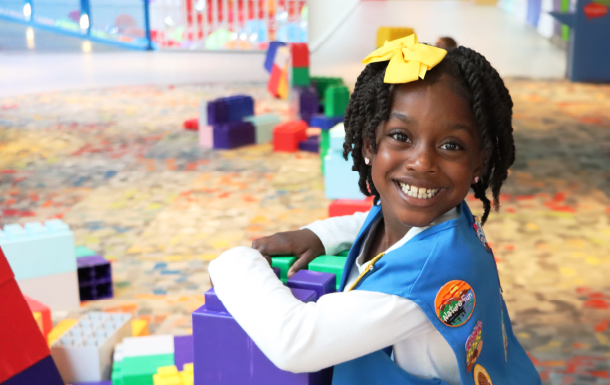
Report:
398,182,440,200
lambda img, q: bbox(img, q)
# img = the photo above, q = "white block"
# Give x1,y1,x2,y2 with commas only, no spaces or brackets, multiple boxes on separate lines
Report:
0,219,76,280
123,334,175,358
51,312,132,383
17,270,80,311
245,114,281,144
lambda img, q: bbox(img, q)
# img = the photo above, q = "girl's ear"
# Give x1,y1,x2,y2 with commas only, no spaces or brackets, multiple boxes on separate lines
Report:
362,137,373,164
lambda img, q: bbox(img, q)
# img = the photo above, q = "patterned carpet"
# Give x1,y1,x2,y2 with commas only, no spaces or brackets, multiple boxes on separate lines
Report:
1,79,609,384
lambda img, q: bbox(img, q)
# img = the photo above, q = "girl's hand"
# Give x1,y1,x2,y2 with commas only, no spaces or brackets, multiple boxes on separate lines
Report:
251,229,326,278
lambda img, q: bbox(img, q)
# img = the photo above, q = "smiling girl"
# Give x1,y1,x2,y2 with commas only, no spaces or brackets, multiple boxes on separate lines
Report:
209,35,541,385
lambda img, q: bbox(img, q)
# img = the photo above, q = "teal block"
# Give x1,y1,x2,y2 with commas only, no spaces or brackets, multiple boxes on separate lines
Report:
324,86,350,118
308,255,349,291
271,256,297,283
244,114,281,144
75,246,97,258
122,354,174,385
0,219,76,280
112,360,124,385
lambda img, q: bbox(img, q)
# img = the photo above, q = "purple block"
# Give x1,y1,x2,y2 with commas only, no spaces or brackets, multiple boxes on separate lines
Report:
310,115,344,130
213,121,256,150
298,136,320,153
272,266,281,279
225,95,254,122
287,270,336,299
72,382,112,385
207,99,229,125
204,287,226,312
77,255,113,301
294,86,319,125
3,355,64,385
193,286,332,385
174,335,194,371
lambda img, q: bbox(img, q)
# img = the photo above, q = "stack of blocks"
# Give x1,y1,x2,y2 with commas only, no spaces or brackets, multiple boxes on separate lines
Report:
324,123,366,200
192,268,335,385
0,246,64,385
199,95,255,150
51,312,132,383
112,334,194,385
272,250,349,291
78,255,113,301
290,43,310,87
0,219,79,310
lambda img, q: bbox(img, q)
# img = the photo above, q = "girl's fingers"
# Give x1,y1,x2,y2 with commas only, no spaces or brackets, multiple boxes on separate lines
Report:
287,251,318,278
252,235,292,256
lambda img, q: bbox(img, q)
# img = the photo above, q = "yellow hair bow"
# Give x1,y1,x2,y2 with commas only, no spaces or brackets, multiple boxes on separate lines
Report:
362,34,447,84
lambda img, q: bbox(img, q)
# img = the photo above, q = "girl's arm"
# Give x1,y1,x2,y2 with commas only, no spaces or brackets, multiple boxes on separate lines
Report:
301,211,369,256
209,246,434,373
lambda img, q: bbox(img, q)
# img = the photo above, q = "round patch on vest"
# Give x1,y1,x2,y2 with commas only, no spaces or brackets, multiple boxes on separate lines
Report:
474,364,493,385
435,280,476,327
472,216,491,251
465,320,483,372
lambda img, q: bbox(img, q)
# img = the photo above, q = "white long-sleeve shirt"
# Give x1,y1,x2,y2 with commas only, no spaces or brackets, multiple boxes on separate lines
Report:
208,207,461,384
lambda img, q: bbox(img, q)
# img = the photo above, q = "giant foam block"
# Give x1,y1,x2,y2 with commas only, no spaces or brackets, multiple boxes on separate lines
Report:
17,270,80,310
213,121,256,150
0,219,76,281
193,286,333,385
51,312,132,383
77,255,113,301
244,114,281,144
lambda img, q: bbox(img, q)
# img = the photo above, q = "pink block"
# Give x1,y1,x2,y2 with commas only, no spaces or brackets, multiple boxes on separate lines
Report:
199,125,213,148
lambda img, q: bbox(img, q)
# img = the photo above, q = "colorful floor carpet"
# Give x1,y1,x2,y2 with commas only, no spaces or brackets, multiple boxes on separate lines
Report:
1,80,609,384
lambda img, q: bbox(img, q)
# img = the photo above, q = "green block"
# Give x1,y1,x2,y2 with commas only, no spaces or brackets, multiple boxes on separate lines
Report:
112,360,124,385
311,77,344,103
271,256,298,284
560,0,570,41
122,354,174,385
320,130,330,174
309,255,348,291
292,67,310,86
75,245,97,258
325,85,350,118
337,249,350,257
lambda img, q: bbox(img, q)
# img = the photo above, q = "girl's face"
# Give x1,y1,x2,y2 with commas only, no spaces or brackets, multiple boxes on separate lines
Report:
363,76,483,228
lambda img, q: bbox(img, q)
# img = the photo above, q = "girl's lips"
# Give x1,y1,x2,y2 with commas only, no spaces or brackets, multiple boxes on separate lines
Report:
393,180,448,208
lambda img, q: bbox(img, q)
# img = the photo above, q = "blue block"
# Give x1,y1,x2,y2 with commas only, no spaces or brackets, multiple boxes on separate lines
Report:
0,220,76,280
330,123,345,152
324,151,366,200
3,355,64,385
298,135,320,153
310,114,344,130
213,122,256,150
207,99,229,125
264,41,287,73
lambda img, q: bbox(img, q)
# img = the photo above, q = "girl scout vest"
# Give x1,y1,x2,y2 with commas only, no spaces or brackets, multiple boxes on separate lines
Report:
332,201,541,385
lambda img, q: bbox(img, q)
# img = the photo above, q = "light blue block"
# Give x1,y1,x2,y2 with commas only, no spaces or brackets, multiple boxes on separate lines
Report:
0,220,77,280
324,151,366,200
330,123,345,152
245,114,281,144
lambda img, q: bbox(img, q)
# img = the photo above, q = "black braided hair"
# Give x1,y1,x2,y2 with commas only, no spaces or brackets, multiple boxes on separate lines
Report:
343,46,515,224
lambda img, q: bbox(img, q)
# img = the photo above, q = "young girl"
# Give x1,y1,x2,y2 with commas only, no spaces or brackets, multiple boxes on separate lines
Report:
209,35,541,385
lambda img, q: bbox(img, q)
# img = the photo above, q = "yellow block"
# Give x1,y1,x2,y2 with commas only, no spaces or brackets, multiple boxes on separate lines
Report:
132,319,150,337
33,312,43,334
48,319,78,347
153,364,194,385
376,27,415,48
474,0,497,5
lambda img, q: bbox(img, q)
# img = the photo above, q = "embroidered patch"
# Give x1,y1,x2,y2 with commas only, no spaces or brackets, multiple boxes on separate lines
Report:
500,292,508,361
474,364,493,385
465,320,483,372
472,216,491,251
435,280,476,327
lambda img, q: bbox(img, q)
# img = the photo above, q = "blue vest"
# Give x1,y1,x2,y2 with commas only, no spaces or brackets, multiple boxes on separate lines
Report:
332,201,541,385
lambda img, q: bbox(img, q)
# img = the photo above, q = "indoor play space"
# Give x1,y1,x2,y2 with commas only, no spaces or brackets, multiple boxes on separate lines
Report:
0,0,609,384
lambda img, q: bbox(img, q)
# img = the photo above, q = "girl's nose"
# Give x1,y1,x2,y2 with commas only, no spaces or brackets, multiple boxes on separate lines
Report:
405,144,436,173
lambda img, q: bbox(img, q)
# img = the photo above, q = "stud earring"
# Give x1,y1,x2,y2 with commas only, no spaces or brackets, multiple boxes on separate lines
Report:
365,157,370,165
474,176,479,183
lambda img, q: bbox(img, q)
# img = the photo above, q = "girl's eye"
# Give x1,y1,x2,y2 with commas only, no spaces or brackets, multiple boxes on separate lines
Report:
390,133,410,143
441,142,461,151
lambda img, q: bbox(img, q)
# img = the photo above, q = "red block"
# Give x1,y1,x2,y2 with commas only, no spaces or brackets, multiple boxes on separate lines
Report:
183,118,199,130
273,121,308,152
329,197,374,217
290,43,309,68
24,296,52,340
0,247,52,383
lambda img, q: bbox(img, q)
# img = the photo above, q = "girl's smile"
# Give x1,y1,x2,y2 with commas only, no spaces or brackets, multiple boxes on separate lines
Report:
363,75,484,231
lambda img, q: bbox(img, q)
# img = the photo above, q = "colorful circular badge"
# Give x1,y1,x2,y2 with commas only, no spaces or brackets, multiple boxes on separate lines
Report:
435,280,476,327
465,320,483,372
474,364,493,385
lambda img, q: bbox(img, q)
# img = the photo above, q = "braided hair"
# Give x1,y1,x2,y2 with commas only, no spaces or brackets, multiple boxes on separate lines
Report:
343,46,515,224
